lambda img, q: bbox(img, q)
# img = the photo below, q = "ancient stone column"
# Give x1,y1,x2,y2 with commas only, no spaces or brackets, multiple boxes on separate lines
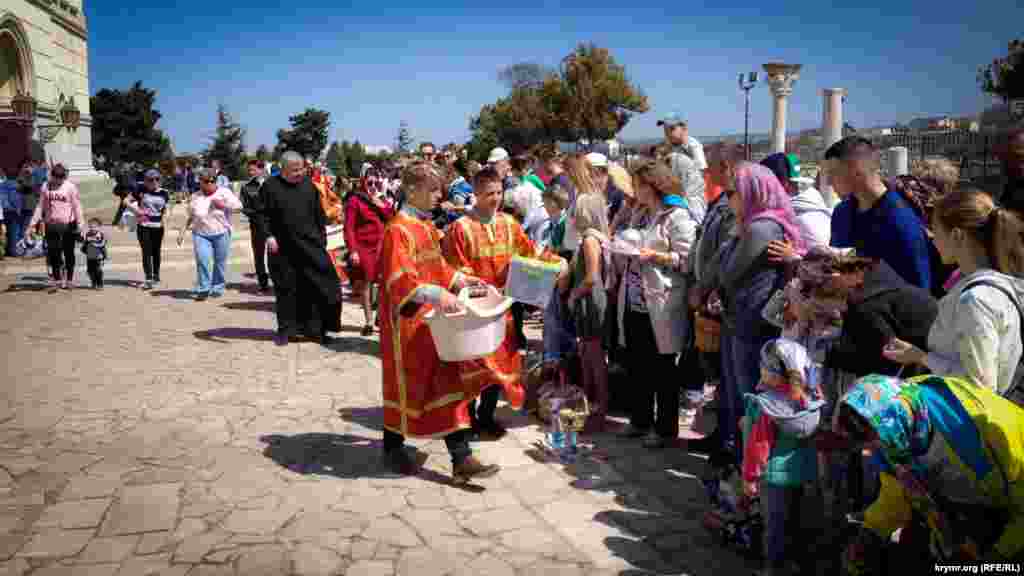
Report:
822,88,846,151
820,88,846,207
763,63,802,154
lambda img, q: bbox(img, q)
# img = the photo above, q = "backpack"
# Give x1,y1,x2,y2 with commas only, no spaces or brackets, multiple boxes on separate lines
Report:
961,278,1024,405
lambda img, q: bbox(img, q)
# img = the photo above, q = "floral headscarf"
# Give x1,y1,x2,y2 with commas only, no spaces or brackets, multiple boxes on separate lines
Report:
838,374,932,481
734,163,806,255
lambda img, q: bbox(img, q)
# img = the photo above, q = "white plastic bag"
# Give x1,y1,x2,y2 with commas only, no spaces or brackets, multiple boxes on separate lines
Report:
505,256,561,309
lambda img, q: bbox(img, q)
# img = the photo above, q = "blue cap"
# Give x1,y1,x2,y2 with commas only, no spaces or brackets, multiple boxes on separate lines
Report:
657,112,687,127
144,169,160,180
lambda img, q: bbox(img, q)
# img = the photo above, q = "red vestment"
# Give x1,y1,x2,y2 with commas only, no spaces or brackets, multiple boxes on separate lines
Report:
441,212,553,409
379,212,481,437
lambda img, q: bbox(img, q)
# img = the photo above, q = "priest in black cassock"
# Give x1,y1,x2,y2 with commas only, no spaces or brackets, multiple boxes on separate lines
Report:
255,151,342,346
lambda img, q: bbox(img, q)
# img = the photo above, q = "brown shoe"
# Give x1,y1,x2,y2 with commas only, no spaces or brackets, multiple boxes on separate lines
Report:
383,449,424,476
452,456,500,485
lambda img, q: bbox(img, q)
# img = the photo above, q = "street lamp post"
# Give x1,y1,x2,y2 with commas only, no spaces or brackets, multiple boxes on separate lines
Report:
738,72,758,160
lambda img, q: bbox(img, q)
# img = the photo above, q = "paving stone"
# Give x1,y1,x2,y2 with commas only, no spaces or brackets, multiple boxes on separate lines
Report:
220,507,297,535
396,547,457,576
349,539,378,561
279,510,365,542
31,564,120,576
76,535,139,564
103,484,181,535
135,531,174,555
116,553,182,576
34,499,111,530
456,553,516,576
346,560,394,576
233,545,289,576
170,530,230,564
459,505,539,536
59,475,121,500
16,528,93,559
292,543,345,575
362,518,421,548
0,558,29,576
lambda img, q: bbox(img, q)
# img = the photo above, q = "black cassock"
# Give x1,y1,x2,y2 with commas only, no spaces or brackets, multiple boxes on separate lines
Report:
255,175,342,338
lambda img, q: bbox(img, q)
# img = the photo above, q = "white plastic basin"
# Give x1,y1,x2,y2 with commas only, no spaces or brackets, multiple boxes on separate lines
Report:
425,285,514,362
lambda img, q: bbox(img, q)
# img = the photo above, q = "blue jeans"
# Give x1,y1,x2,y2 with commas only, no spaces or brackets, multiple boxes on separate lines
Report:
542,287,576,362
193,231,230,295
4,211,23,256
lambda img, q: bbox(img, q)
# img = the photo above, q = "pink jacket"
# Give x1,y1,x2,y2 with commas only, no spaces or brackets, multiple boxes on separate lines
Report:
29,180,83,229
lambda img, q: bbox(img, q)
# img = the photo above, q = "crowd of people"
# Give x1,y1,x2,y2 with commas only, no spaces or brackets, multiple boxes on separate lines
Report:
3,120,1024,573
334,118,1024,573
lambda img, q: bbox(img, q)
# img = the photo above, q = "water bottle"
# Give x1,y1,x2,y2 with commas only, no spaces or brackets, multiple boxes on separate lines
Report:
547,430,565,451
561,430,578,462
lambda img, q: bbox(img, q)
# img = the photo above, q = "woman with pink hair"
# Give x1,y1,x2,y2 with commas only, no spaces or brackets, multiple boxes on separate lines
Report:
705,162,805,464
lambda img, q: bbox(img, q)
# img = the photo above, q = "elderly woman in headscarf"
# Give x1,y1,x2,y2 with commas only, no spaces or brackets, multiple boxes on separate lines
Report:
836,374,1024,573
707,162,806,464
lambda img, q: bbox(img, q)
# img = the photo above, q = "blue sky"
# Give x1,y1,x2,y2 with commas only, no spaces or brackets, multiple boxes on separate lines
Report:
86,1,1020,154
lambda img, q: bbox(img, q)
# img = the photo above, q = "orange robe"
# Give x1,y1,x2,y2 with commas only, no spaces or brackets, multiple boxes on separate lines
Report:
441,212,552,410
380,211,481,438
312,170,347,283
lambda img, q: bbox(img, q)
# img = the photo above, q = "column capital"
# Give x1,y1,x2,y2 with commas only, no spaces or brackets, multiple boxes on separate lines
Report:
763,63,802,98
822,88,847,97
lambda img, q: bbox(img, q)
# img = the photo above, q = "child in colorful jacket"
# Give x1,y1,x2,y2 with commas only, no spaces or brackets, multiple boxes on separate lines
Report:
741,338,824,576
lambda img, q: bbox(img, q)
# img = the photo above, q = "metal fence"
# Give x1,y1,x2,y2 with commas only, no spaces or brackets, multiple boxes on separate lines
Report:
875,129,1001,185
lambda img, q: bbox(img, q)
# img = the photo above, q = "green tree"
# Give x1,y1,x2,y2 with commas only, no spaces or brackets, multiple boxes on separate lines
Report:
345,141,366,176
554,43,650,146
325,141,348,177
275,108,331,161
979,39,1024,102
90,81,169,166
395,121,414,154
466,44,648,156
204,103,246,180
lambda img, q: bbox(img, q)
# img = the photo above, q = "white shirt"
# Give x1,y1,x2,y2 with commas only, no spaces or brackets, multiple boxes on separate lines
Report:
189,187,243,236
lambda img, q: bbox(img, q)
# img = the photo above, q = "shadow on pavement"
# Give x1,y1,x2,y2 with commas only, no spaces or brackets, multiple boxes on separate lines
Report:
259,432,473,489
227,282,270,295
523,428,761,575
337,407,384,432
222,301,275,312
322,336,381,356
151,289,197,300
194,327,277,342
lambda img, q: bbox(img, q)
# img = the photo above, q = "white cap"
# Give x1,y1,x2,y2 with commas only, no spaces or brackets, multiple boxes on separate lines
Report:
487,147,509,164
585,152,608,168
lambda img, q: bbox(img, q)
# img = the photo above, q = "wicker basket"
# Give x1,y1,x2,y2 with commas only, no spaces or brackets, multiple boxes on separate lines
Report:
557,395,590,433
695,310,722,353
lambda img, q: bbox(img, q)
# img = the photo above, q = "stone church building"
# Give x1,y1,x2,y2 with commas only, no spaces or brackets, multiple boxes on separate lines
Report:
0,0,98,180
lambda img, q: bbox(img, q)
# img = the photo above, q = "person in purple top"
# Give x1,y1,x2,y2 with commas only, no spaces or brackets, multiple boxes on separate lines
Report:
826,136,932,290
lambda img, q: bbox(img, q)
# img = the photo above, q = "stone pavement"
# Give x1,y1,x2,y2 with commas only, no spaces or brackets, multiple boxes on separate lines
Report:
0,211,787,575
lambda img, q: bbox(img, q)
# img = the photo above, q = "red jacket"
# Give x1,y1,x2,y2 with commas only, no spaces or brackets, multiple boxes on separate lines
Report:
343,193,393,252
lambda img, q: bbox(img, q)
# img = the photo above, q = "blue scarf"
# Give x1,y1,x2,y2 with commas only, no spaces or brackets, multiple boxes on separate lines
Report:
663,194,687,208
